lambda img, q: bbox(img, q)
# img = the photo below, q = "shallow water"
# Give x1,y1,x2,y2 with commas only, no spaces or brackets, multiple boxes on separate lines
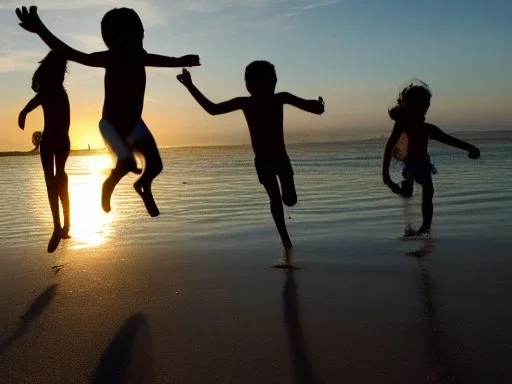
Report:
0,139,511,255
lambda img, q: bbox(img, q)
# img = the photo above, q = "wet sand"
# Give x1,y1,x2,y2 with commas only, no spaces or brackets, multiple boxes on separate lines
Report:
0,237,511,384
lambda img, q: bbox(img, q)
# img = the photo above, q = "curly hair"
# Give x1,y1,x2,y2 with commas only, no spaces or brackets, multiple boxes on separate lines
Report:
101,8,144,52
31,51,67,93
388,79,432,121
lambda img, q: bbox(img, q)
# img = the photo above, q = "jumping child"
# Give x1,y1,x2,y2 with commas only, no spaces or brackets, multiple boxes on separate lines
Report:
177,62,324,260
16,6,200,217
18,51,71,253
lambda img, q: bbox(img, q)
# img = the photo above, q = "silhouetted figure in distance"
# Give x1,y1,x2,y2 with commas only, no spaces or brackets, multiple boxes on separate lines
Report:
16,6,200,217
177,62,324,258
18,51,71,253
382,80,480,237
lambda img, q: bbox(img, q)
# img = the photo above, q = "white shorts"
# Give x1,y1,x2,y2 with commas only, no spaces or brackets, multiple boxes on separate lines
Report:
99,119,152,161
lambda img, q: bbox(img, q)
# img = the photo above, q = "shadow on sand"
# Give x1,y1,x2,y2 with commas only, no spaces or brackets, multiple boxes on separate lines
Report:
413,243,461,383
92,313,153,384
283,270,319,384
0,284,57,353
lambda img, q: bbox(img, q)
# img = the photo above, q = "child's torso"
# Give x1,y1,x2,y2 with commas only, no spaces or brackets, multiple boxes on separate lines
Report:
400,121,431,163
243,95,286,157
103,53,146,136
40,87,70,138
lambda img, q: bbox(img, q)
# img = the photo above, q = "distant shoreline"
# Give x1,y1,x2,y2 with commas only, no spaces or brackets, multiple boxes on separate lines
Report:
1,129,510,157
0,148,107,158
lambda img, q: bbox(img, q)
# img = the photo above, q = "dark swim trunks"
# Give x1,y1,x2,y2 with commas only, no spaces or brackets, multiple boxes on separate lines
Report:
254,155,294,184
400,155,436,198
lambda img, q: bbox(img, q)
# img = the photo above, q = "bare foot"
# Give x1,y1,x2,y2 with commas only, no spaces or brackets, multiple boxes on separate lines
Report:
134,182,160,217
102,177,115,213
61,226,71,239
404,226,417,238
415,226,431,237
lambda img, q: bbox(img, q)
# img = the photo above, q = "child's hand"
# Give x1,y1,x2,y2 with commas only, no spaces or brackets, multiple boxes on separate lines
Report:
18,113,26,130
468,147,480,159
316,96,325,114
15,6,45,34
177,69,193,86
181,55,200,67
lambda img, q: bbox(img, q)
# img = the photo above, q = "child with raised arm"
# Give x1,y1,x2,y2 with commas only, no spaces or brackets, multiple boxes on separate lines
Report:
177,61,324,256
16,6,200,217
382,80,480,237
18,51,71,253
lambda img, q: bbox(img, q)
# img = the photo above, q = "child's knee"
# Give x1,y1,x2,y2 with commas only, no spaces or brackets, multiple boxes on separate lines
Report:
56,172,68,184
155,159,163,175
283,194,297,207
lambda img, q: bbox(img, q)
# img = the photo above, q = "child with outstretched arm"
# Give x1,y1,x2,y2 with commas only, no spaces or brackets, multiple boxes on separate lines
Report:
382,80,480,236
177,61,324,262
16,6,200,217
18,51,71,253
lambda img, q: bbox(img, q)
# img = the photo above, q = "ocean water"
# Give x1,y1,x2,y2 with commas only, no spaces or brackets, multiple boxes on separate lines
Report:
0,139,511,257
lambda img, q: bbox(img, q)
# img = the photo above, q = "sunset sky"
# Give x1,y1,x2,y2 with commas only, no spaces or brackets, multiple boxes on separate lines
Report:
0,0,510,151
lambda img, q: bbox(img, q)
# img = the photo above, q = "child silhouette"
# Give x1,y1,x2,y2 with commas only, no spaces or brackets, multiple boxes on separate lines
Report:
18,51,71,253
177,62,324,259
16,6,200,217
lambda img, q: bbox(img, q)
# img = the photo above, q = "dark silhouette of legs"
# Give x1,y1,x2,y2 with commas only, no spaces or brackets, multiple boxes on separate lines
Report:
418,180,434,235
263,177,292,248
55,146,70,239
40,145,62,253
132,123,163,217
102,160,130,213
279,173,297,207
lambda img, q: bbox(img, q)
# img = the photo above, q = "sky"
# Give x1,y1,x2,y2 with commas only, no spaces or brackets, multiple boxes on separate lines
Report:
0,0,511,150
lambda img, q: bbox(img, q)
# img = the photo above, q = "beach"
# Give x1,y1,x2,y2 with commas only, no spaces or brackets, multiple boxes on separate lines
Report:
1,139,511,383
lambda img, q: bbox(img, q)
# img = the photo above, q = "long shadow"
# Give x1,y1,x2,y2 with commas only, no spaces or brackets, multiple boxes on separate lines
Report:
0,284,58,353
92,313,153,384
417,262,461,383
283,270,319,384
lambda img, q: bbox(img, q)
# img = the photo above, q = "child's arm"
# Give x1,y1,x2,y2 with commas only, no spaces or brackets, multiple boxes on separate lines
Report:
144,54,200,68
382,124,403,194
16,6,108,67
277,92,324,115
177,69,244,115
429,124,480,159
18,94,42,130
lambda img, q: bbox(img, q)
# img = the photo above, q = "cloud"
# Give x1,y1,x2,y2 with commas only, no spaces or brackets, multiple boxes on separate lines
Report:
0,45,42,72
0,0,165,26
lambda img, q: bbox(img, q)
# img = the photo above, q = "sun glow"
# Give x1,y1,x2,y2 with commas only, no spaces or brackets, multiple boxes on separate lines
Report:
66,154,115,249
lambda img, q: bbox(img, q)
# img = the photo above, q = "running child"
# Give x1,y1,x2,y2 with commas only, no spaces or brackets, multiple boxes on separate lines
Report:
177,61,324,255
16,6,200,217
382,80,480,236
18,51,71,253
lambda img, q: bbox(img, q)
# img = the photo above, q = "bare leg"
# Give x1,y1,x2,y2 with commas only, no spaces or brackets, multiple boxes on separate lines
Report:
132,123,163,217
278,173,297,208
55,145,71,239
418,180,434,235
102,160,130,213
40,146,61,253
263,178,293,249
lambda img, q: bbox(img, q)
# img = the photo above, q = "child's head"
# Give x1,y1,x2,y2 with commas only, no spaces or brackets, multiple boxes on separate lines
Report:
389,80,432,122
101,8,144,53
245,60,277,96
31,51,67,92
